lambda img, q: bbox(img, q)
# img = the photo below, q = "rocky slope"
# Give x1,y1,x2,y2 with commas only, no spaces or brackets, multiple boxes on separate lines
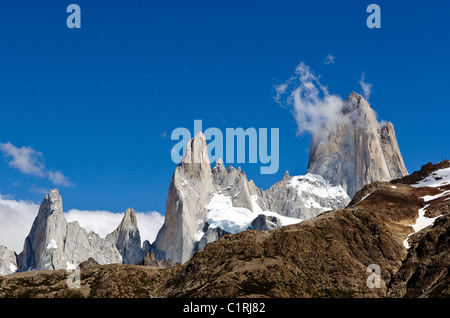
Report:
307,92,408,198
2,160,447,298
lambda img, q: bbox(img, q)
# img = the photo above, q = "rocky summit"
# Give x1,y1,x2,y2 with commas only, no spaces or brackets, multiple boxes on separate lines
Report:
1,160,448,298
106,208,144,265
307,92,408,198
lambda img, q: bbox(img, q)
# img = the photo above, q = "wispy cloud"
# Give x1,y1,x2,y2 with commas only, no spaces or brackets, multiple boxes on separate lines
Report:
0,142,74,187
48,171,74,187
359,72,373,100
324,54,335,65
274,61,349,140
0,142,45,177
29,185,49,195
274,62,379,143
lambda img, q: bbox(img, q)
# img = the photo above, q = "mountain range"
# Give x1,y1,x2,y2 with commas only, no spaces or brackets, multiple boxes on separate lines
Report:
0,159,448,297
3,92,446,299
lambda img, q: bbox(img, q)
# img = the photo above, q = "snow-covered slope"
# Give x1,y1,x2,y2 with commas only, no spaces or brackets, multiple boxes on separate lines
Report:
264,172,351,220
410,167,450,188
402,166,450,249
202,194,301,237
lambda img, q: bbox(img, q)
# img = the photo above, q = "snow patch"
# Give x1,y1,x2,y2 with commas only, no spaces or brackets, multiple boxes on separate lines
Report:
403,204,438,249
357,193,371,204
9,263,17,273
202,194,302,239
412,167,450,188
46,239,58,250
195,230,205,241
206,194,255,234
421,190,450,202
66,262,77,270
289,173,349,200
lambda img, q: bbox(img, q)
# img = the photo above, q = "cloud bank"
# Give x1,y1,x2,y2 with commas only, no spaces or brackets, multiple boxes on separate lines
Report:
0,195,39,253
0,142,74,187
0,194,164,253
65,209,164,244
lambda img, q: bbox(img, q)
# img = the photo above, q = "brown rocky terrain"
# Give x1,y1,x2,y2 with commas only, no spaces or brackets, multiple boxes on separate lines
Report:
1,160,449,298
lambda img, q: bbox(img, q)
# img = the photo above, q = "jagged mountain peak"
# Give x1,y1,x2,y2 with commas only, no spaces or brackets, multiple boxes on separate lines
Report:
119,208,138,228
181,131,210,166
17,190,122,272
106,208,143,265
308,94,408,198
40,189,63,218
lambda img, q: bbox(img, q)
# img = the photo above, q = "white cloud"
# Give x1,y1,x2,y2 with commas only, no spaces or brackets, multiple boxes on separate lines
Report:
324,54,335,65
48,171,74,187
65,209,164,243
0,142,45,177
0,194,165,253
274,62,381,143
0,195,38,253
0,142,73,187
359,72,373,100
274,61,349,141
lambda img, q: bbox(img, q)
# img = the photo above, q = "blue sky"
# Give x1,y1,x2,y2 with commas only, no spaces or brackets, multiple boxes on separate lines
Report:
0,0,449,215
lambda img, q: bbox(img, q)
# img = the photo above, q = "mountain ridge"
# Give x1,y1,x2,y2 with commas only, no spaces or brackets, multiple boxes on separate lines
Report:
1,159,448,297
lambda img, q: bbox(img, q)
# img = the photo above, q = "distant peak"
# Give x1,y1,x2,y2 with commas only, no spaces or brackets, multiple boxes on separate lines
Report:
41,189,63,217
181,131,210,166
123,208,138,227
348,91,363,99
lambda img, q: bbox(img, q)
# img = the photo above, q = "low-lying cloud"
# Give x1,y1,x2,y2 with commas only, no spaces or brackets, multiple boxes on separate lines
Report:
0,195,39,253
65,209,164,243
0,194,164,253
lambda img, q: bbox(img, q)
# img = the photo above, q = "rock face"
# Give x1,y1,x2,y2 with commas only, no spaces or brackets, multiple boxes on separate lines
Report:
0,246,17,276
249,214,281,231
17,189,122,271
307,92,408,198
264,172,350,220
212,159,255,212
152,132,215,264
106,208,144,265
153,132,351,264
